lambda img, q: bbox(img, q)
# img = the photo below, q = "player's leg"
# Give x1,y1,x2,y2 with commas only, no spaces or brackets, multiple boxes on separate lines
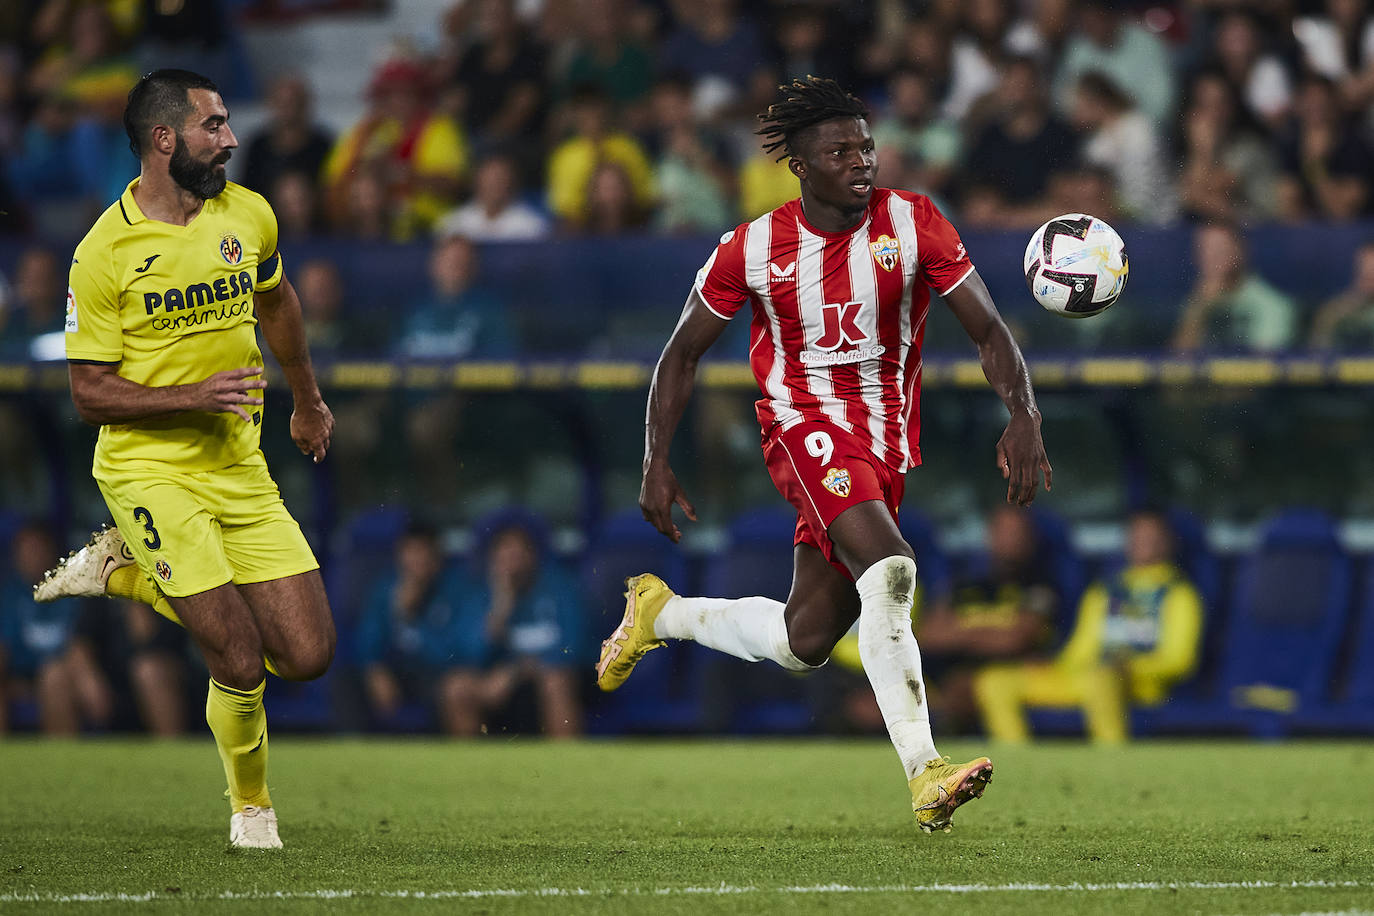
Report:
825,499,935,771
214,453,333,682
827,500,992,833
235,571,335,682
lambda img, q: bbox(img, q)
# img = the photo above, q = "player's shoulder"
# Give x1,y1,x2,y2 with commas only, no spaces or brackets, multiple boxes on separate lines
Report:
220,180,274,215
878,186,938,215
74,197,134,264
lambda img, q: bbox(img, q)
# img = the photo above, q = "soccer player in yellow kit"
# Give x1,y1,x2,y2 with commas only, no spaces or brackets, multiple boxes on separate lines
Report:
33,70,335,849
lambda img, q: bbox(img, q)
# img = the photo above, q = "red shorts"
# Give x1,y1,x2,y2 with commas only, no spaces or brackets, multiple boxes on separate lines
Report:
761,420,906,578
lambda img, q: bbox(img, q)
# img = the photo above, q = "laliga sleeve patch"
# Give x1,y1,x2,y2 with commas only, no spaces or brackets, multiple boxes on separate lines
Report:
65,287,79,332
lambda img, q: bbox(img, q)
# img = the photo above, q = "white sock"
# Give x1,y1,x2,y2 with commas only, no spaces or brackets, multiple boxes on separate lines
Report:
856,556,938,779
653,595,813,671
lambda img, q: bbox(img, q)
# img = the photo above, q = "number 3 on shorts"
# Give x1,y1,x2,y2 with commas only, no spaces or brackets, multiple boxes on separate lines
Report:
804,430,834,465
131,506,162,550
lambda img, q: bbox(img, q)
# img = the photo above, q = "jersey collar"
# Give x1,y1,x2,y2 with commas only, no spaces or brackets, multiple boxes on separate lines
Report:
118,178,147,226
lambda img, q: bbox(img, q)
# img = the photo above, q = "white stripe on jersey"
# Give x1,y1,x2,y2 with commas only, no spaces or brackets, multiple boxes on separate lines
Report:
745,215,803,429
888,192,920,469
794,221,853,432
846,225,887,464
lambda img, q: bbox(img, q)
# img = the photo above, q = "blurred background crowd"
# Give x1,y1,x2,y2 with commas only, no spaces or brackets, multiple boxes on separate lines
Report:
3,0,1374,740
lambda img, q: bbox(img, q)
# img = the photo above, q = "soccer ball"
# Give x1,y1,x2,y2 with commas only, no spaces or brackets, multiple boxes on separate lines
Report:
1023,214,1128,318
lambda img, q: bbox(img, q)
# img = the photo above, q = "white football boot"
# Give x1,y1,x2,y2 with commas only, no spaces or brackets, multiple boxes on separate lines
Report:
32,525,135,602
229,806,283,849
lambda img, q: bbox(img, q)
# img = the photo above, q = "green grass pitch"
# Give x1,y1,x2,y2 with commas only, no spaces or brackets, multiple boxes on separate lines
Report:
1,738,1372,914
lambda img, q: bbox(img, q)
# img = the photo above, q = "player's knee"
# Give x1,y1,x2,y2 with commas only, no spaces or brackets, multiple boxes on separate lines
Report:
787,624,843,668
276,638,334,681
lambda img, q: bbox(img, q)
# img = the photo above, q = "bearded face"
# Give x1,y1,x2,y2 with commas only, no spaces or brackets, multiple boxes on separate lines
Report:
168,132,230,200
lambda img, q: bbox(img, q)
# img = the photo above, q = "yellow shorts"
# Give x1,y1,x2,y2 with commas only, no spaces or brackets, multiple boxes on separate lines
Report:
96,450,318,598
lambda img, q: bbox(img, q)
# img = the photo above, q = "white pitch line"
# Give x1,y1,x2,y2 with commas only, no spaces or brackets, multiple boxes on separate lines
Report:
0,880,1370,904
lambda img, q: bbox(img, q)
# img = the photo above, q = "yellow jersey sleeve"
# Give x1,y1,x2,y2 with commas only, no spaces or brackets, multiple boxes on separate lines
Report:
66,236,124,363
242,188,283,292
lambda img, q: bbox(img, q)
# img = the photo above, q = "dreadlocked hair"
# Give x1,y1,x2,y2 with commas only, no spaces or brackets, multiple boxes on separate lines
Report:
756,76,869,162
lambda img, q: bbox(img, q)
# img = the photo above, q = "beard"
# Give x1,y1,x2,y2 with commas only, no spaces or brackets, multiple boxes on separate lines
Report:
169,134,229,200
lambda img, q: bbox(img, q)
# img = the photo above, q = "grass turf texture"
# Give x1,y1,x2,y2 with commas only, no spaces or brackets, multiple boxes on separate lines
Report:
1,739,1371,914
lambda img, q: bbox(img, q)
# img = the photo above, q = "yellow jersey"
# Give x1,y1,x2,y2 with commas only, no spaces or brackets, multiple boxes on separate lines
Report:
66,178,284,475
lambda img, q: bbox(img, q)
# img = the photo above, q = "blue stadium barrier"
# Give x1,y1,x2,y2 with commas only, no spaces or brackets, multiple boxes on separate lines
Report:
582,509,700,734
698,508,811,734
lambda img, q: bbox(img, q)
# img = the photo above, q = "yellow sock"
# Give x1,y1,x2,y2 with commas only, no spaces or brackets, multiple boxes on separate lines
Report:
106,566,183,627
205,678,271,812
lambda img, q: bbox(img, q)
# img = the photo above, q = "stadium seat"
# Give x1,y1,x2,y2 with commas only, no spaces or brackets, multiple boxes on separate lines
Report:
1142,509,1354,738
697,508,812,734
1293,559,1374,734
581,509,699,734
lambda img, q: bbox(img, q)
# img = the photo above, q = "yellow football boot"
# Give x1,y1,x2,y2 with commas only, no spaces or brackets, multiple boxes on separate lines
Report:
909,755,993,834
595,574,673,692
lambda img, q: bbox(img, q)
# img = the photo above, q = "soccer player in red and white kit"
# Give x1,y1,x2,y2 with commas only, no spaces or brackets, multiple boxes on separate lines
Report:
596,78,1053,833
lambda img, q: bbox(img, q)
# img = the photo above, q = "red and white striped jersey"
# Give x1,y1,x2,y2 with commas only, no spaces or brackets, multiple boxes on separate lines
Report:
693,188,975,472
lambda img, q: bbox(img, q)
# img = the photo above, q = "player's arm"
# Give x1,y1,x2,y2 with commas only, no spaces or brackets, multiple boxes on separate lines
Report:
255,275,333,462
640,289,730,542
69,362,266,425
943,269,1052,506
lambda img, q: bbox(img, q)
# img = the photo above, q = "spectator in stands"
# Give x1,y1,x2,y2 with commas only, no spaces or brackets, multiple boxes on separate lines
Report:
1176,69,1280,223
900,15,998,122
546,85,654,230
1275,74,1374,222
1072,70,1177,225
241,74,333,203
773,4,854,89
960,56,1079,229
737,150,796,221
1171,221,1297,353
1309,240,1374,350
1052,0,1175,126
975,509,1203,743
441,0,546,158
1,520,111,734
582,160,649,234
657,0,773,122
447,513,586,738
395,235,515,360
322,56,468,239
1293,0,1374,112
1206,10,1293,131
270,170,324,241
645,75,733,234
1005,0,1073,64
555,0,654,116
871,68,960,202
0,246,62,361
916,506,1059,732
296,258,351,360
333,163,395,241
434,151,550,241
115,600,188,737
354,521,471,734
25,4,136,115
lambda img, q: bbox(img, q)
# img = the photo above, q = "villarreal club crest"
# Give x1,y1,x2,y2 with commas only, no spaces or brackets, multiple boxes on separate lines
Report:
220,234,243,266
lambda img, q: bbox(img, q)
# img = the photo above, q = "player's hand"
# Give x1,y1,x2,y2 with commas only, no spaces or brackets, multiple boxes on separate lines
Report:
996,408,1052,507
189,367,266,421
639,463,697,543
291,396,334,463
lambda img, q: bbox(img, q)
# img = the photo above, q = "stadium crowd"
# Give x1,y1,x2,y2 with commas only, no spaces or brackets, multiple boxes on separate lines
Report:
3,0,1374,243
